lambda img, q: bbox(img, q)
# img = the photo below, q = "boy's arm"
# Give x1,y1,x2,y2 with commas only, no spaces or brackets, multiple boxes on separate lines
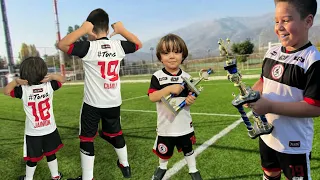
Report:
110,22,142,49
251,78,263,94
268,101,320,117
3,80,18,96
57,21,93,56
3,78,26,98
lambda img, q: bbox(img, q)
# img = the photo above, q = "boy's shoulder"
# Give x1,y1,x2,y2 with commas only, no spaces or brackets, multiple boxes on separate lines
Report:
152,69,164,76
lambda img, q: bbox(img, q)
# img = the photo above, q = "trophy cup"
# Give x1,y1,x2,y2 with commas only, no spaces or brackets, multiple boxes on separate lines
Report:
161,68,214,116
218,38,273,139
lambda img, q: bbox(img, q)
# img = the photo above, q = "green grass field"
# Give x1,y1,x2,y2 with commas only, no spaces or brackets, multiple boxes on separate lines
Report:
0,79,319,180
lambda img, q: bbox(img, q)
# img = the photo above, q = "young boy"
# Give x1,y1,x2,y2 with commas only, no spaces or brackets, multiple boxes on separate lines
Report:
148,34,202,180
57,8,142,180
4,57,65,180
248,0,320,179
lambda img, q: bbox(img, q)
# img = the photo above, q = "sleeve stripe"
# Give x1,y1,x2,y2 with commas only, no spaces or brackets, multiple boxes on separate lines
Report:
57,82,62,88
304,97,320,107
148,88,157,95
260,77,264,82
10,90,15,98
67,44,74,54
135,44,139,50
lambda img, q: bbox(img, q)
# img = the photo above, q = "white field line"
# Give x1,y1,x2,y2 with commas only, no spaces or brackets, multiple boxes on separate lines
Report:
121,109,240,117
162,111,253,180
122,95,147,101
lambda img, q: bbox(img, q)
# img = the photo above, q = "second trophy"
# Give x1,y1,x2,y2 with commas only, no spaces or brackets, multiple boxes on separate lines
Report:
161,68,213,116
218,38,273,139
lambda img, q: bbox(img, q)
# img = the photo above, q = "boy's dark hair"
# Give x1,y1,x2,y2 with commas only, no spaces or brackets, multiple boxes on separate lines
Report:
20,57,47,86
86,8,109,34
156,34,188,62
274,0,317,19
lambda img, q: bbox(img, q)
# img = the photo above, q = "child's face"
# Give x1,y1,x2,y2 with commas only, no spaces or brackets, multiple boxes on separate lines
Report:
274,2,311,50
160,42,183,72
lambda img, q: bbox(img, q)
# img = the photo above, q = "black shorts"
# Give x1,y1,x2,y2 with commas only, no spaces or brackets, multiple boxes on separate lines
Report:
79,103,122,142
153,132,196,159
24,128,63,162
259,138,311,179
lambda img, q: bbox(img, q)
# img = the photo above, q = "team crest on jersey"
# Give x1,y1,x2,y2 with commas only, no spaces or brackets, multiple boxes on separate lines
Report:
158,143,168,154
271,64,284,80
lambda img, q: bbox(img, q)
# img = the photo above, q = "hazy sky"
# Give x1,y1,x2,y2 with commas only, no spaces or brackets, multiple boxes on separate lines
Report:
0,0,312,61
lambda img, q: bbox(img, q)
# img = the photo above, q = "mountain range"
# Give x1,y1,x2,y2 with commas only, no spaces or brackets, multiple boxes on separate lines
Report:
126,13,320,62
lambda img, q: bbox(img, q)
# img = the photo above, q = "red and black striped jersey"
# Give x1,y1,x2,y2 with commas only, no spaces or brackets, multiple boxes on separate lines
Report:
67,37,138,108
10,81,62,136
260,42,320,154
148,68,194,136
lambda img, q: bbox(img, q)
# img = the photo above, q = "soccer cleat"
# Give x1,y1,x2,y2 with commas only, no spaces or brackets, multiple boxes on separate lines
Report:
18,175,26,180
151,167,167,180
67,176,82,180
52,172,63,180
189,171,203,180
117,160,131,178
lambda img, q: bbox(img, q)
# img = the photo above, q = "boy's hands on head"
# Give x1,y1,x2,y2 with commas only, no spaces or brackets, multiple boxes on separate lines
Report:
110,21,126,38
186,92,196,106
169,84,184,95
15,78,28,85
41,75,53,83
81,21,97,38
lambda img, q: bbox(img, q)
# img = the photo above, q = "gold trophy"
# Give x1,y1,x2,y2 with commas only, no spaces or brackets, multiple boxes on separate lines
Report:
161,69,213,116
218,38,273,139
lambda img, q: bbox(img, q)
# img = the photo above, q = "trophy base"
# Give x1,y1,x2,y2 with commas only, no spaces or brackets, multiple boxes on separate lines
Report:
248,122,274,139
160,97,179,116
181,77,201,96
232,88,261,107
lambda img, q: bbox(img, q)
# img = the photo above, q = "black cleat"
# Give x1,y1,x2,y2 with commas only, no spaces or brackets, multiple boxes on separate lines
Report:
117,160,131,178
18,175,26,180
52,172,63,180
189,171,203,180
67,176,83,180
151,167,167,180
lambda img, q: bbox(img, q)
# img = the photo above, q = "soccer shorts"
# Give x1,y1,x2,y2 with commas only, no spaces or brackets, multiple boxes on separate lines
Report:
23,128,63,162
79,102,122,142
259,137,311,179
153,132,196,159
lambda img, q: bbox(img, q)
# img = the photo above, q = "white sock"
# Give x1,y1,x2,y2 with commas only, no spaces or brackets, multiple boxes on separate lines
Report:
114,145,129,166
80,151,95,180
159,158,168,170
47,159,59,178
184,152,198,173
25,165,36,180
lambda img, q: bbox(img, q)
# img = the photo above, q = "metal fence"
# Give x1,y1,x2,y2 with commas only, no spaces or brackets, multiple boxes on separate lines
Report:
0,52,265,86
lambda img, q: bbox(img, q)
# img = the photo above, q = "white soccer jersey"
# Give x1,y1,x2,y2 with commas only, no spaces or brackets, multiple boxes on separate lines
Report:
148,68,194,136
260,42,320,154
68,37,138,108
11,81,62,136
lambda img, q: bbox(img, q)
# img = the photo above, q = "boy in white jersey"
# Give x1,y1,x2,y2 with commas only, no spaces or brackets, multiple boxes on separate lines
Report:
4,57,66,180
57,8,142,180
148,34,202,180
248,0,320,179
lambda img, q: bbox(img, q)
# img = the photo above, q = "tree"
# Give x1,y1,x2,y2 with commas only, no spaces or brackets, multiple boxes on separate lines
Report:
19,43,40,62
0,56,6,69
67,25,88,41
231,39,254,63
